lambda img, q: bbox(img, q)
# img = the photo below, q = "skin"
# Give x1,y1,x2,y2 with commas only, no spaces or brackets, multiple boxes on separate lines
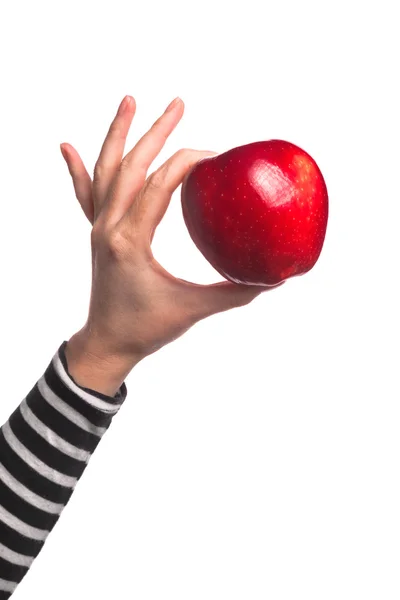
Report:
62,95,282,396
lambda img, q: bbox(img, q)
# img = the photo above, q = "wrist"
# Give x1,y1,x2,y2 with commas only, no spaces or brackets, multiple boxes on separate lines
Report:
65,328,140,397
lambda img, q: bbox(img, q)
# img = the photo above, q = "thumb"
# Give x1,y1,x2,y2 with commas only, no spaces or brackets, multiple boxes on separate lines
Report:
187,280,284,320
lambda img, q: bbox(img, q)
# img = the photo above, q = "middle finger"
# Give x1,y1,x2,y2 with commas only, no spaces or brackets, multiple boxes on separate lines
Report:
104,97,184,225
93,95,136,215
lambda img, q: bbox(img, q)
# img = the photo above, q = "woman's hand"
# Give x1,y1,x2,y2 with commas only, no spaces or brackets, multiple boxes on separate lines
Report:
60,96,280,391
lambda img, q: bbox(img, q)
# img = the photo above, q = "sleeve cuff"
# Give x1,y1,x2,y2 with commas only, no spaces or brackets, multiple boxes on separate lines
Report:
56,340,128,408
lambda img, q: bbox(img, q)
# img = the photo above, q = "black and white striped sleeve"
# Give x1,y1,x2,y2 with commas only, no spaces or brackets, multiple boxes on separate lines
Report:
0,340,128,598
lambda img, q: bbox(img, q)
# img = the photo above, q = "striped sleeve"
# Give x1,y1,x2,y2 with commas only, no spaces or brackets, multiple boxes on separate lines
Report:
0,340,127,599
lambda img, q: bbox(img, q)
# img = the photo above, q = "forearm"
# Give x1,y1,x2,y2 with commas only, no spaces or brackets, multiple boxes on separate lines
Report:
0,340,128,598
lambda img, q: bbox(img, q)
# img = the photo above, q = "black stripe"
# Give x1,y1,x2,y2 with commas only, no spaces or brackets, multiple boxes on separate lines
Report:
0,591,12,599
26,386,103,453
0,519,43,556
9,408,86,478
0,432,72,505
0,479,58,530
45,361,117,428
0,557,28,585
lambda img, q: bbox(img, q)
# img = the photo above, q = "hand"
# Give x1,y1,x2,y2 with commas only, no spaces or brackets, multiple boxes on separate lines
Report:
60,95,281,374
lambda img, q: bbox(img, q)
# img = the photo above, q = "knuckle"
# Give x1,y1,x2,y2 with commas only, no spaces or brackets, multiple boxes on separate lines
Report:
106,228,130,258
152,116,168,138
118,157,131,173
151,115,163,129
175,148,204,170
104,223,145,261
176,147,194,162
93,161,106,181
177,147,216,167
147,170,163,190
109,120,124,138
90,221,124,255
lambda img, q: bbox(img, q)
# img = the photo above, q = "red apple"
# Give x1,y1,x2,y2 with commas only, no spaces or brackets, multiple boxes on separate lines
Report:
181,140,328,286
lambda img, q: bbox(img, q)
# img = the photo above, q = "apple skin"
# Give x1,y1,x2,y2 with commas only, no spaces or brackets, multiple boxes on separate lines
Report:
181,140,328,286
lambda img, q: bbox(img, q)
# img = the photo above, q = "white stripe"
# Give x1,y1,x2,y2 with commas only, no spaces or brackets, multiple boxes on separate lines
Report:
38,376,106,437
0,577,17,593
0,461,63,515
0,542,34,567
19,399,89,462
2,422,77,488
0,504,48,541
53,351,120,414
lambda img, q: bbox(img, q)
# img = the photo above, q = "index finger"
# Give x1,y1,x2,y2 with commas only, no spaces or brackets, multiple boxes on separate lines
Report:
134,148,217,236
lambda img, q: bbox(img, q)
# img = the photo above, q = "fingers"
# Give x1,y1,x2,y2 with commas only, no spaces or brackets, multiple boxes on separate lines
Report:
92,96,136,218
60,143,94,224
103,97,185,225
128,148,217,240
185,280,284,320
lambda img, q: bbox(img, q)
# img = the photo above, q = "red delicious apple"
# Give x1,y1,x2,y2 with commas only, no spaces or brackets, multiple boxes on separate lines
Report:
181,140,328,286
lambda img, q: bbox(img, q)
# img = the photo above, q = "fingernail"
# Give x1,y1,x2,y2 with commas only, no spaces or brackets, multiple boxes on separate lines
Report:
60,144,68,160
119,95,132,114
165,96,181,112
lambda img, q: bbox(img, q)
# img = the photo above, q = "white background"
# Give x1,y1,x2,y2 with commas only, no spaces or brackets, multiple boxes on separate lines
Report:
0,0,399,598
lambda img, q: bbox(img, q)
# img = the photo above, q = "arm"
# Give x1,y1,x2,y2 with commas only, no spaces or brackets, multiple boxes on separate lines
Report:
0,340,128,599
1,95,280,598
